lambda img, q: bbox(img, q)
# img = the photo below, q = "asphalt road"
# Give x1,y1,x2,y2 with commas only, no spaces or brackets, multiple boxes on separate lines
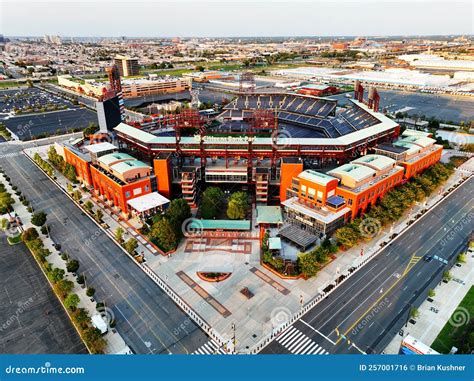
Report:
262,176,473,355
0,234,87,354
0,146,210,354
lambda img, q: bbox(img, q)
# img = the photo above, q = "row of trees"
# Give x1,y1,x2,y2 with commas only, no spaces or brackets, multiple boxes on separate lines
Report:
48,146,77,183
22,227,106,353
297,238,338,278
0,182,14,214
335,163,454,249
33,152,55,177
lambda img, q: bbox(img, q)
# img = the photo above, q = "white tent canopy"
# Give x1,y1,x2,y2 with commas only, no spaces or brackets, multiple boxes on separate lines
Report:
127,192,170,213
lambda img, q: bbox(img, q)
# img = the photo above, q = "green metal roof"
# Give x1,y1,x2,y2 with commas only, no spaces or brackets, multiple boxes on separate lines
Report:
189,219,251,230
99,152,135,167
111,160,150,174
328,163,375,182
268,237,282,250
256,206,283,225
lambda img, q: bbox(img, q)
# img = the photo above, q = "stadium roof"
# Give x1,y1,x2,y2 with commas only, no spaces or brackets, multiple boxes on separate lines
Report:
298,169,337,186
115,100,398,148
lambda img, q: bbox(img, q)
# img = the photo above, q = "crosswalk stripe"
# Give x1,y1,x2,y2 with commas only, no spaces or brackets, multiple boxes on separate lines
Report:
276,327,296,343
282,332,304,348
203,343,213,353
278,328,299,346
299,342,318,354
276,326,330,355
308,345,322,354
313,346,324,354
290,337,312,353
196,348,205,354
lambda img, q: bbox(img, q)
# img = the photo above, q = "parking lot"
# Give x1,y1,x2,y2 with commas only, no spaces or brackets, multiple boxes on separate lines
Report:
0,88,72,115
0,234,87,354
2,108,97,140
329,89,474,124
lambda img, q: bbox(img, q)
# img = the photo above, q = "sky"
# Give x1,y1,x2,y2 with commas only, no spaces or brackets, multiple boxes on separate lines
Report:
1,0,473,37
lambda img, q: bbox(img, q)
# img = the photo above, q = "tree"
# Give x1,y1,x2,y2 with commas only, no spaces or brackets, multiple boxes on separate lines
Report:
73,308,90,327
427,289,436,298
297,252,319,278
86,287,96,297
64,163,78,183
82,123,99,138
94,209,103,222
201,187,224,219
57,279,74,296
227,191,248,220
48,267,65,283
410,308,420,320
149,218,177,252
67,183,73,194
64,293,80,311
84,200,93,213
124,238,138,254
72,190,82,202
66,259,80,273
31,211,47,226
115,227,124,243
22,227,39,242
165,199,191,237
83,327,106,354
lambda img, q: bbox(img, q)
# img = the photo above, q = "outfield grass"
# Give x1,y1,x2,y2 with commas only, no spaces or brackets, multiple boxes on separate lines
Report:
430,286,474,353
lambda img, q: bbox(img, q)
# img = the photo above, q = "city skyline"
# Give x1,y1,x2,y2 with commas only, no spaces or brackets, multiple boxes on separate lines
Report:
2,0,473,37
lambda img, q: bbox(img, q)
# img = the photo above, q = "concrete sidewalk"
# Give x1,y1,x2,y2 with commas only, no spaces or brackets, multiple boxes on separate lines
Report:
384,249,473,354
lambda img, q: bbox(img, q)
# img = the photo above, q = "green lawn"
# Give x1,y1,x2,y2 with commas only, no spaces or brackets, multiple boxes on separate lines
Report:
7,234,22,245
430,286,474,353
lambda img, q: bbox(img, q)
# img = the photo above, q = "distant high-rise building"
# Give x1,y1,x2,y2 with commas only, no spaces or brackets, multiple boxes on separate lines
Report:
114,55,139,77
